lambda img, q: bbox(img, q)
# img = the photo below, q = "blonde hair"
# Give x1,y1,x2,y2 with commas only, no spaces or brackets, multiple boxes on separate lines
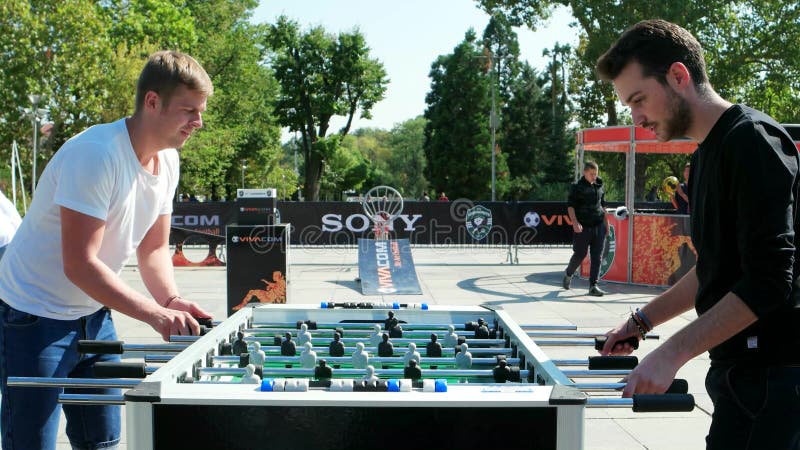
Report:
134,50,213,113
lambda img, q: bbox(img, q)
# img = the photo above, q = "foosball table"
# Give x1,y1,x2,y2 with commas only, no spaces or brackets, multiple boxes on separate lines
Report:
10,303,694,450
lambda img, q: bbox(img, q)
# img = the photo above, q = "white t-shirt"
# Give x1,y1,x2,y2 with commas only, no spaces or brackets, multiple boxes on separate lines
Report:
0,119,179,319
0,189,22,248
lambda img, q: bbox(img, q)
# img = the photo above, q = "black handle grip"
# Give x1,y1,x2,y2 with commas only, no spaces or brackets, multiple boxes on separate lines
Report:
632,393,694,412
594,336,639,351
93,362,147,379
587,355,639,370
196,317,213,328
666,379,689,394
78,340,125,354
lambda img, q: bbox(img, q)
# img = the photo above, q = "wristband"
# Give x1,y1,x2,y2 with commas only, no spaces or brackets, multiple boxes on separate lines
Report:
164,294,182,308
635,308,653,332
629,314,647,340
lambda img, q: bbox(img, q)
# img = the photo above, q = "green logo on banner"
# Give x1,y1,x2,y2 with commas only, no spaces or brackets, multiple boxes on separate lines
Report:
466,205,493,241
599,223,616,278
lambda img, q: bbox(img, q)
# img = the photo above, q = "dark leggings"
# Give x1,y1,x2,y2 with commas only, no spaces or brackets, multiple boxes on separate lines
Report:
565,222,606,284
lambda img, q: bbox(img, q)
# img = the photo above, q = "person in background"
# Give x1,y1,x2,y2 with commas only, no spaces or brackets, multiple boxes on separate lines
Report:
672,162,690,214
0,189,22,261
562,161,608,297
437,192,449,201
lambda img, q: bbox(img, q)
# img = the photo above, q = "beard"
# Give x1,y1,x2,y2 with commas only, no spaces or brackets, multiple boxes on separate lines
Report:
660,89,692,141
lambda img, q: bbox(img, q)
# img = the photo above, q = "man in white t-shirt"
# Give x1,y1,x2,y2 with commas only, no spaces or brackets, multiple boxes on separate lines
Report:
0,51,214,450
0,189,22,261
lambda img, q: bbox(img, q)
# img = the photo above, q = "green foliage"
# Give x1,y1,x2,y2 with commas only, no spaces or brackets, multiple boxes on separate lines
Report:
424,29,496,200
0,0,287,207
266,16,388,200
477,0,800,198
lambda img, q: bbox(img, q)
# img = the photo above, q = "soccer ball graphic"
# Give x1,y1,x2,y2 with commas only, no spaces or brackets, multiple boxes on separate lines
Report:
523,211,541,228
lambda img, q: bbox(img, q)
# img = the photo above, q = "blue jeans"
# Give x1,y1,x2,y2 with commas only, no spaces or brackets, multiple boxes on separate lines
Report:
0,301,121,450
705,363,800,449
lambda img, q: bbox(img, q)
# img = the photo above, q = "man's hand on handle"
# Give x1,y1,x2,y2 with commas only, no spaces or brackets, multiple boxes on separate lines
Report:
147,297,213,341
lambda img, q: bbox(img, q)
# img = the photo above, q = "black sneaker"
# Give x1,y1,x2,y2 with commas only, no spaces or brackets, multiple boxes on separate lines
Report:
588,284,606,297
562,273,572,290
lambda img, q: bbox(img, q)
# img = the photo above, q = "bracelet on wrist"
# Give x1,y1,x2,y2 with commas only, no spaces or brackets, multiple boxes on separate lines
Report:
164,294,182,308
629,314,647,340
635,308,653,331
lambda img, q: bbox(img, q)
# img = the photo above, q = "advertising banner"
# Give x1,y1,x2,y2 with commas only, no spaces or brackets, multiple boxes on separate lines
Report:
632,214,695,286
357,239,422,295
226,225,290,316
172,201,574,246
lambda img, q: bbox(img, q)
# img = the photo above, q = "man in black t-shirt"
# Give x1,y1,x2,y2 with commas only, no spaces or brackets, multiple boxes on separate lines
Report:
563,160,609,296
596,20,800,449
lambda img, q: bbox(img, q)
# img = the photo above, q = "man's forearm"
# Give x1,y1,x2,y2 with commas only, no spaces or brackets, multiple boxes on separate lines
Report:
138,244,180,305
640,266,698,328
64,257,160,322
659,291,757,366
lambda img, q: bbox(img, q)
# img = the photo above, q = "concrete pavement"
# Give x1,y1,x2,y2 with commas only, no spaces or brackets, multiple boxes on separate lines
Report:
55,246,711,449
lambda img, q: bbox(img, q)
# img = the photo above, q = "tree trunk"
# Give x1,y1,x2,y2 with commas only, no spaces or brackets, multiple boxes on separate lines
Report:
304,152,324,201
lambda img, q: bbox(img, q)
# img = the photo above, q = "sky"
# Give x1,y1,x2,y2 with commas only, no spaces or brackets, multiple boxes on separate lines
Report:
251,0,578,139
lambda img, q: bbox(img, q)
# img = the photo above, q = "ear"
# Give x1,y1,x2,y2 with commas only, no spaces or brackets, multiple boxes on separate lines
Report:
666,62,692,91
142,90,162,112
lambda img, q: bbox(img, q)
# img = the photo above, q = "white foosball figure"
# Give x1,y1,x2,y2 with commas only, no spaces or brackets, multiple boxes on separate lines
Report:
444,325,459,348
403,342,421,367
299,342,317,368
455,343,472,369
240,364,261,384
297,323,313,346
249,341,266,367
362,365,379,385
370,324,383,347
352,342,370,369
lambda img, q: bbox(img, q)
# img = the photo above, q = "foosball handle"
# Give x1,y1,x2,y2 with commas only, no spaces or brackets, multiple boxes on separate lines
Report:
587,356,638,370
666,378,689,394
78,340,124,355
93,362,147,379
633,393,694,412
594,336,639,351
196,317,214,328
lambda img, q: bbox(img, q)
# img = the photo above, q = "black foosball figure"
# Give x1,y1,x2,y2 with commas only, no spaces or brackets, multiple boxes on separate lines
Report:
403,359,422,380
232,331,248,356
474,318,490,339
426,333,442,357
378,333,394,357
314,359,333,380
492,359,512,383
329,332,345,357
385,311,403,338
281,332,296,356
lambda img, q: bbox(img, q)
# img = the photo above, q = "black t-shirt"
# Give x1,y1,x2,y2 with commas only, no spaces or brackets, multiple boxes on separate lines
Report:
690,104,800,364
567,177,606,226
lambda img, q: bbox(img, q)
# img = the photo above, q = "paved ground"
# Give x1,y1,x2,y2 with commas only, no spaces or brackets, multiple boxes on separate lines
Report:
55,246,711,449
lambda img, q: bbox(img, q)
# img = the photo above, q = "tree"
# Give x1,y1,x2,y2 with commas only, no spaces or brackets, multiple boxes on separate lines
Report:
424,29,509,200
385,117,429,198
266,16,388,200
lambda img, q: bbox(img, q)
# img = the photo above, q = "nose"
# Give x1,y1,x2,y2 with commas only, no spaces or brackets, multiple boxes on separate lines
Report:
631,108,647,127
190,113,203,130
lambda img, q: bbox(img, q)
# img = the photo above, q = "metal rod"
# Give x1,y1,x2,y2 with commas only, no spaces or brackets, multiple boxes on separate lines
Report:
8,377,139,389
59,394,126,406
560,370,629,378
